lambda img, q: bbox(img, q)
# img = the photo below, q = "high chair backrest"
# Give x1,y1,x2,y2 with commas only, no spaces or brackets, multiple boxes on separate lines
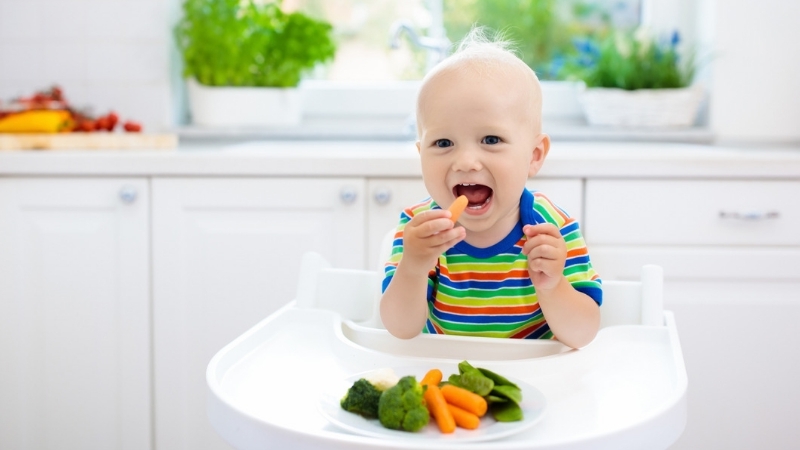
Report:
296,230,664,329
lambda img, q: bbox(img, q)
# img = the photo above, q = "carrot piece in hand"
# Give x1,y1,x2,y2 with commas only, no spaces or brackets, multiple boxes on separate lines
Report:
421,369,443,387
424,384,456,433
447,403,481,430
441,384,488,417
448,195,468,223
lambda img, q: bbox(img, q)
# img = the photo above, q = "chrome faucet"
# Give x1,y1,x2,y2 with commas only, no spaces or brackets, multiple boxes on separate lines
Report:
388,20,450,72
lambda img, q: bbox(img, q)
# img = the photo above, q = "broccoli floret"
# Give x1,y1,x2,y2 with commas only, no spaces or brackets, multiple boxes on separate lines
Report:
340,378,382,418
378,375,429,432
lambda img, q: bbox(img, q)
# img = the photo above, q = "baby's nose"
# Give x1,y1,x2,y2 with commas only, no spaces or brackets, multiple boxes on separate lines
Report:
452,147,483,172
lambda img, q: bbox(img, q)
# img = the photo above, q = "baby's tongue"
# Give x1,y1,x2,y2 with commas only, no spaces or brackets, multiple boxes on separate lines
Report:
457,184,492,205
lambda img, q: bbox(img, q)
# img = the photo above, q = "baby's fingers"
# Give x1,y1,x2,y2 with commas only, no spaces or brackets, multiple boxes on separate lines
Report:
521,233,561,256
423,226,465,249
523,223,561,239
526,244,561,261
409,211,455,238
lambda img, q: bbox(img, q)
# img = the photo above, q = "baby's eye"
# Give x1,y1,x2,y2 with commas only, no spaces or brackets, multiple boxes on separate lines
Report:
435,139,453,148
482,135,501,145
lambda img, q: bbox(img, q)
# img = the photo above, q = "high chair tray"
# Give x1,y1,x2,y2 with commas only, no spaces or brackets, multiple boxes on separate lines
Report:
207,303,687,450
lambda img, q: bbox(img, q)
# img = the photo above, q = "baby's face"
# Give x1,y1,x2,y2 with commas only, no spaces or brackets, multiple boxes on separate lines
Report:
416,61,547,244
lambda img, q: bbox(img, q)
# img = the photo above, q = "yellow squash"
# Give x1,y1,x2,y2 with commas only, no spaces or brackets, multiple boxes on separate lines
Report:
0,110,73,133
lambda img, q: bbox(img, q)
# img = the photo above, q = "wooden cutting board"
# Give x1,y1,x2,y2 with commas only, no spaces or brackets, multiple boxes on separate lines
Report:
0,133,178,150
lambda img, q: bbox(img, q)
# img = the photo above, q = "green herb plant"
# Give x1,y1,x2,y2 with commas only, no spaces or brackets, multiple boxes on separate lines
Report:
560,29,696,90
174,0,336,88
443,0,616,80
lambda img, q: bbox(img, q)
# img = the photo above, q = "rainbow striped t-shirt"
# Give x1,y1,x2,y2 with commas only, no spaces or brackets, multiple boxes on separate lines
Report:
381,188,602,339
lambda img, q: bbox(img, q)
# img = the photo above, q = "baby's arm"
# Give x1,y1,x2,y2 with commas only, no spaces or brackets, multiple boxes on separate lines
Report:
522,223,600,348
380,209,465,339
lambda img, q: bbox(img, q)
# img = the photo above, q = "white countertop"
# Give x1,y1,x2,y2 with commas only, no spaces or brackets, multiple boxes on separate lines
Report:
1,141,800,178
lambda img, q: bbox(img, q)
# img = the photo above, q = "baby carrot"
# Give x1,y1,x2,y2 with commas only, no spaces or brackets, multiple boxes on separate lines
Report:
421,369,443,387
441,384,488,417
447,404,481,430
424,384,456,433
448,195,468,223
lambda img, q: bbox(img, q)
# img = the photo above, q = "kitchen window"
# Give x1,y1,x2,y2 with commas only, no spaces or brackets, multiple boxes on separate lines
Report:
190,0,704,139
284,0,700,130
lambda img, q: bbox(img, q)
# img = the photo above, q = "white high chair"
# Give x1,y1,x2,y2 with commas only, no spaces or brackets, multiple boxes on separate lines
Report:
295,228,666,332
206,232,687,450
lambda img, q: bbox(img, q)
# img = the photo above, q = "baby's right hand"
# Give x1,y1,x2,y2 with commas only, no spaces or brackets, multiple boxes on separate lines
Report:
400,209,465,274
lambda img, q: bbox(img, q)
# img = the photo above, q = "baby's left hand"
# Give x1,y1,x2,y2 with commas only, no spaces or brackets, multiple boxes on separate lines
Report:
522,223,567,291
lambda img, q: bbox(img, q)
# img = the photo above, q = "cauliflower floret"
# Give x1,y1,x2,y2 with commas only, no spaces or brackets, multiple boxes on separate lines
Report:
363,368,400,392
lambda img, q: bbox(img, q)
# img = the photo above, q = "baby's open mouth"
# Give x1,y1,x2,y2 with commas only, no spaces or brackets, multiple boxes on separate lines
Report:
453,183,493,209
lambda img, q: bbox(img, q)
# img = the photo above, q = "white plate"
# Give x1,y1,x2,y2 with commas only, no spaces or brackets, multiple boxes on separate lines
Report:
318,366,546,442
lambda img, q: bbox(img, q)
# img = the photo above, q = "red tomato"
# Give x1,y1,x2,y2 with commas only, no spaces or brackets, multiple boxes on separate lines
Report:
123,121,142,132
96,116,111,131
107,112,118,130
78,120,97,132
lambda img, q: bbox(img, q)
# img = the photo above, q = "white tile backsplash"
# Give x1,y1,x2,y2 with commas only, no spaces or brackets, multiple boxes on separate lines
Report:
1,42,48,85
43,43,88,82
40,1,90,40
127,83,172,127
122,1,173,41
0,1,43,41
86,43,132,83
0,0,176,130
83,1,128,40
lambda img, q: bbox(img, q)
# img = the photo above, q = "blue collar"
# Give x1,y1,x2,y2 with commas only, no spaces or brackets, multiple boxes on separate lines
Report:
451,188,538,258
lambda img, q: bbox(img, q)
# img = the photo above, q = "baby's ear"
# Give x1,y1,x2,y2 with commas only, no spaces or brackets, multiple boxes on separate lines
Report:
528,134,551,177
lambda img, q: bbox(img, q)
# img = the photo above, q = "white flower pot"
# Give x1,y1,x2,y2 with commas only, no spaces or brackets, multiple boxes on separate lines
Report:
186,78,302,127
578,85,704,128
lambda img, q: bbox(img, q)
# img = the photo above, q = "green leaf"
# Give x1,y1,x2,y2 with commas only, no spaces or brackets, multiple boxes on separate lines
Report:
174,0,336,87
491,385,523,404
559,29,698,89
478,367,520,389
459,370,495,397
456,360,495,396
447,374,466,389
457,360,478,374
492,401,524,422
485,395,509,404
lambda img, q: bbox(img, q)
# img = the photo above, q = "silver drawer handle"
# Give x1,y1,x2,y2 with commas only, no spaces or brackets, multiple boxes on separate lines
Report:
373,188,392,205
340,186,358,205
119,186,138,204
719,211,780,221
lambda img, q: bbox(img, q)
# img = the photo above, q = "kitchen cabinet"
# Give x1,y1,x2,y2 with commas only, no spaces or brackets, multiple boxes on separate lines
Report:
151,177,365,450
1,144,799,450
584,179,800,450
0,177,151,450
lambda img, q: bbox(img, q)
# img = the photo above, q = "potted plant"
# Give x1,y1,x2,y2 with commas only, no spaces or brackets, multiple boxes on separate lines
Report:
174,0,336,127
561,29,703,127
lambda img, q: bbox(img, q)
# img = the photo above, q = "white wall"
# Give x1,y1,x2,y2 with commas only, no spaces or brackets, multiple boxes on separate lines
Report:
645,0,800,144
0,0,179,131
706,0,800,144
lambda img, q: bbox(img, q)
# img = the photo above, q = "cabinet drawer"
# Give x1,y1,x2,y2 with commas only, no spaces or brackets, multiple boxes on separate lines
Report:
585,180,800,246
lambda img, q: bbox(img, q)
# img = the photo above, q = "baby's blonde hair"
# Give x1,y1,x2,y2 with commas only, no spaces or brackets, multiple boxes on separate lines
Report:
419,26,543,133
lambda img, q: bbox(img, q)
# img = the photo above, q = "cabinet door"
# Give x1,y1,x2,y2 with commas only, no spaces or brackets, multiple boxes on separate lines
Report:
0,177,151,450
366,178,583,271
584,178,800,450
152,177,365,450
665,280,800,450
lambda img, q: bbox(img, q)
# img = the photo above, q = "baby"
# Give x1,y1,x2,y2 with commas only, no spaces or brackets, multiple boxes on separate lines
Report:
379,29,602,349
